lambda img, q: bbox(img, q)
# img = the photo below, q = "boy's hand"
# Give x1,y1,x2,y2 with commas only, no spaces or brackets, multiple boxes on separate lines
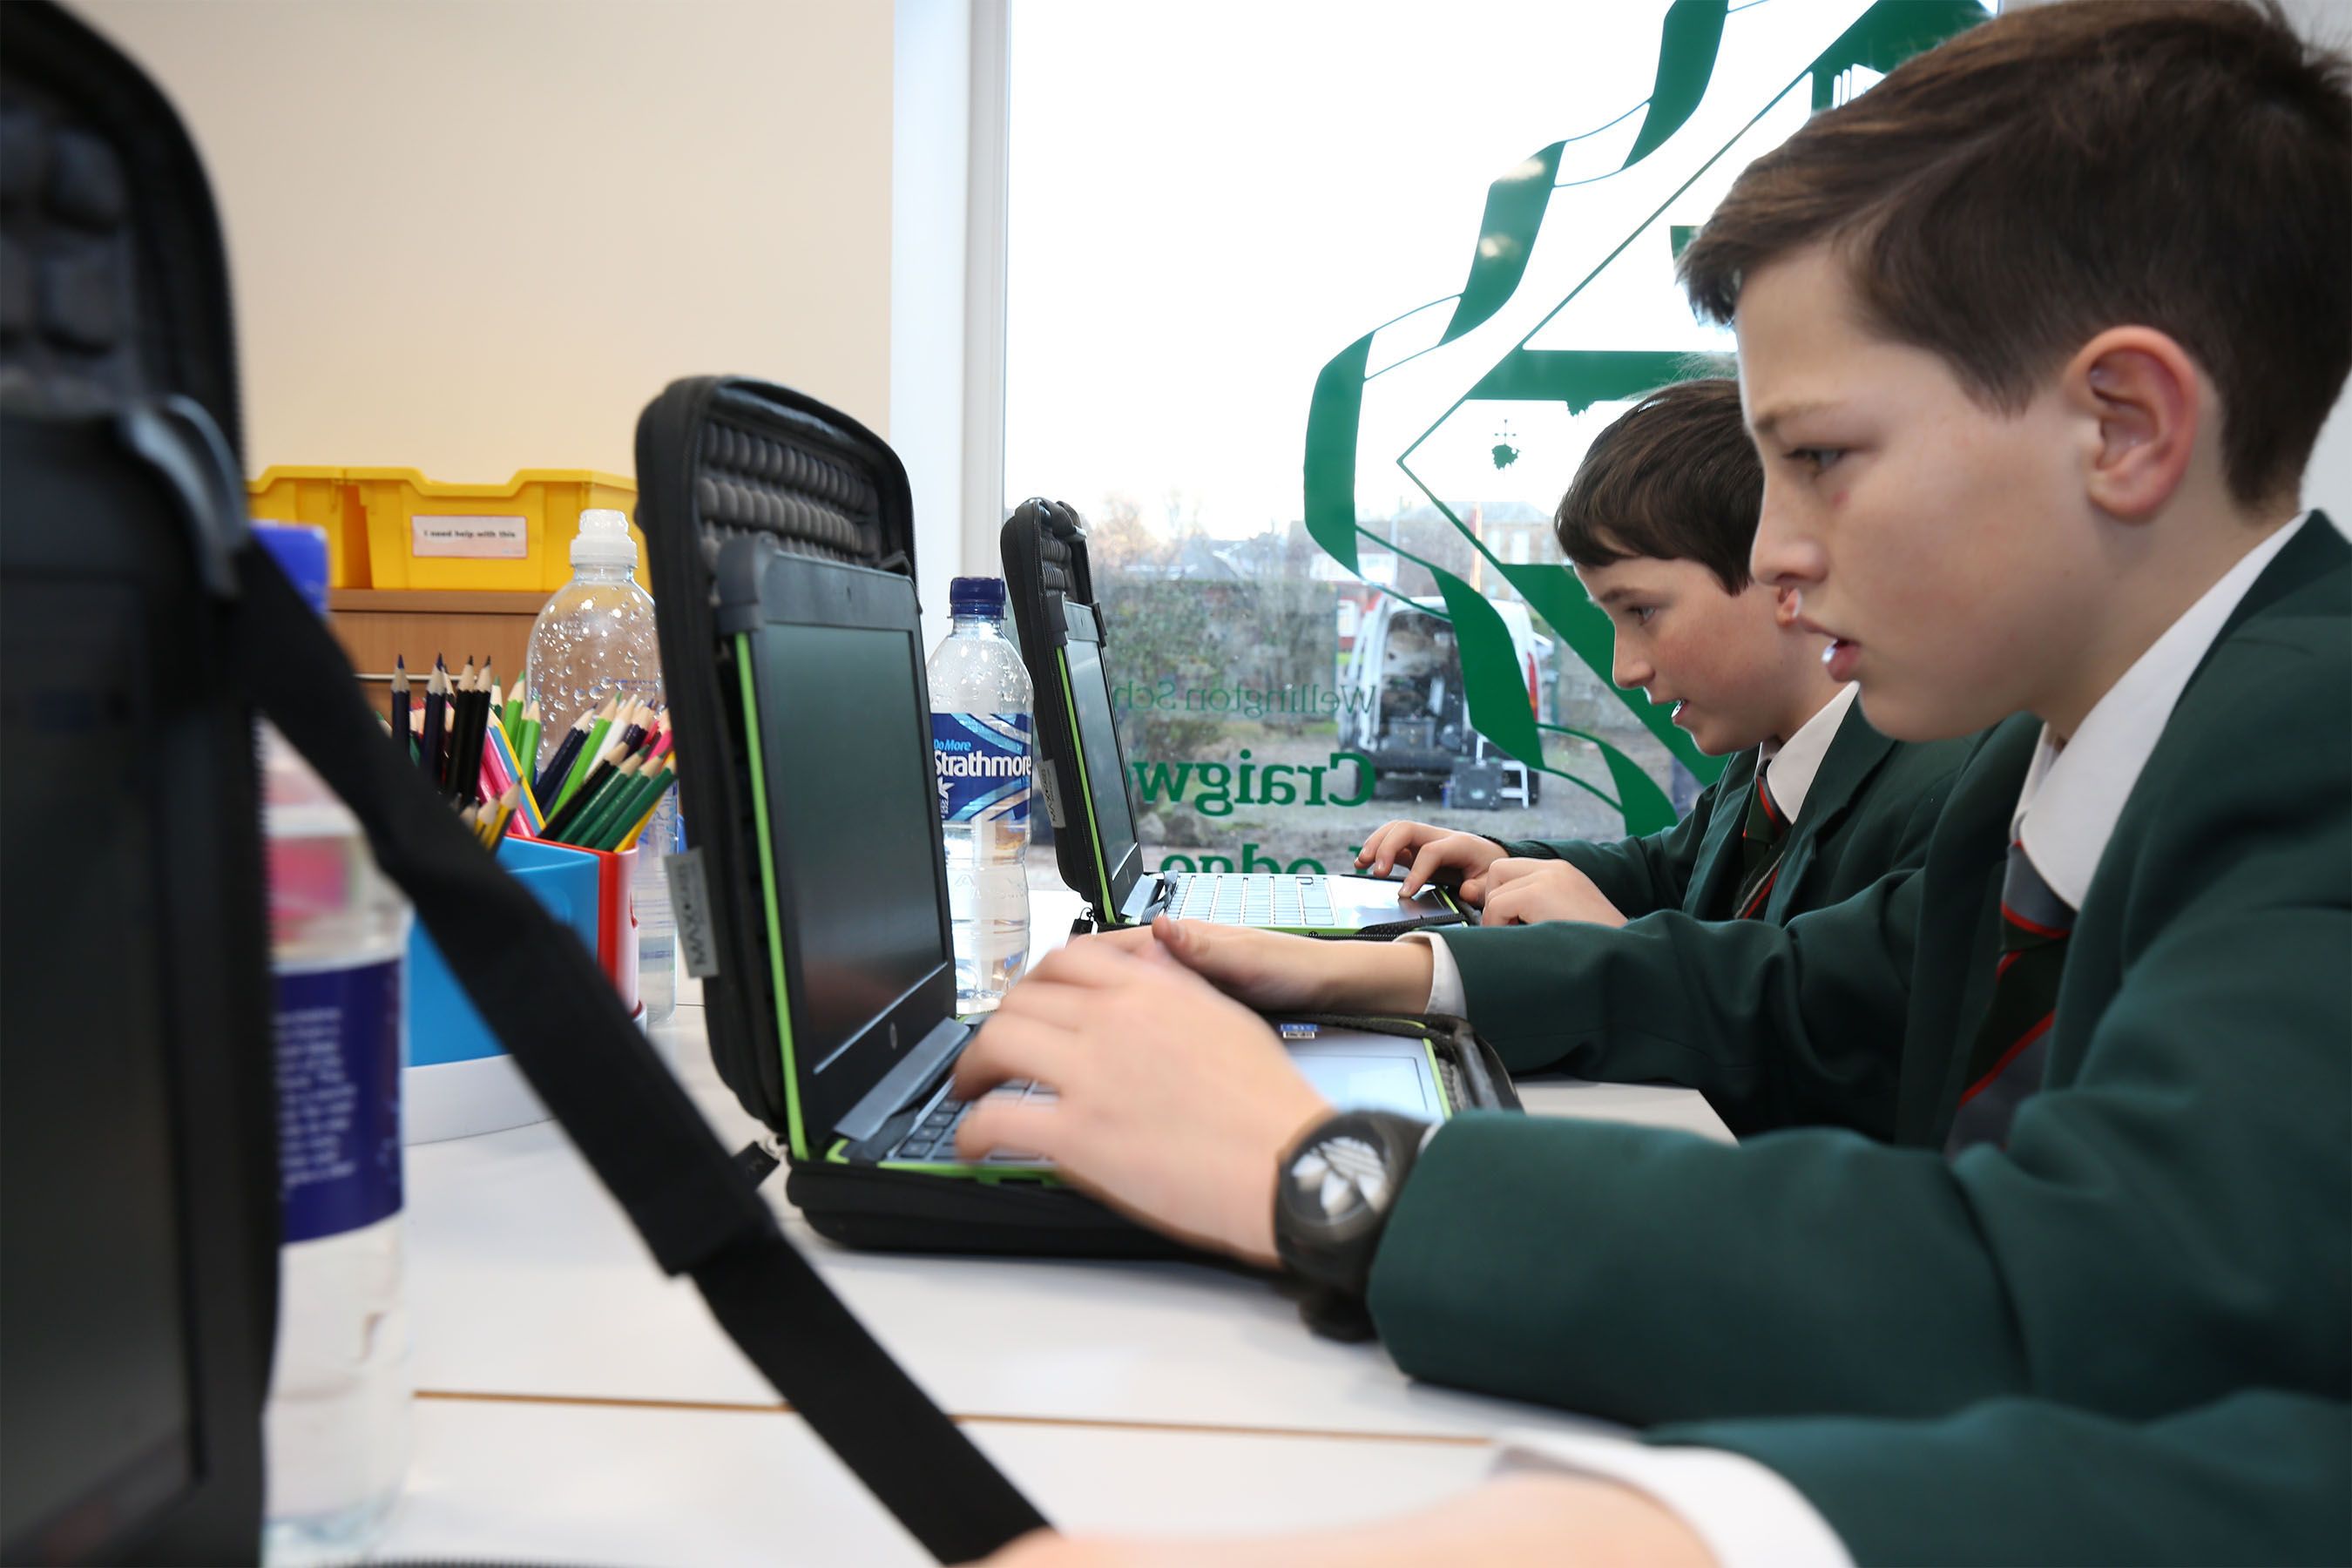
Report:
1092,917,1433,1015
951,936,1332,1265
1355,821,1510,901
1477,860,1630,928
970,1471,1715,1566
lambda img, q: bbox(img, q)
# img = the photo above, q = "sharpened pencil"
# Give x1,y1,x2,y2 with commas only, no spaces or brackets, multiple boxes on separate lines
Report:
534,705,593,805
555,695,619,813
542,739,629,842
389,657,413,763
501,677,524,737
565,754,645,849
422,659,449,785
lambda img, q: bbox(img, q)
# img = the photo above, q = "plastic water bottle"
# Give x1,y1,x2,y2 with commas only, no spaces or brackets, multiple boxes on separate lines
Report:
524,509,674,1020
252,526,414,1565
929,578,1032,1011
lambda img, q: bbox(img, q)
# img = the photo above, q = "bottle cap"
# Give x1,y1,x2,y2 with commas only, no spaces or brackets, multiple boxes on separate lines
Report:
571,508,639,570
253,522,329,616
950,576,1006,616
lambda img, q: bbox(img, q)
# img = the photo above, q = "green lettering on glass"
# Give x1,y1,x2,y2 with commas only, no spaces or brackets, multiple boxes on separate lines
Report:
1301,0,1984,835
1327,751,1375,808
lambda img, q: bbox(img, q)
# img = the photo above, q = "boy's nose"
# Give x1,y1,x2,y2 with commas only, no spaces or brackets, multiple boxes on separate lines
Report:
1750,487,1828,591
1612,646,1653,691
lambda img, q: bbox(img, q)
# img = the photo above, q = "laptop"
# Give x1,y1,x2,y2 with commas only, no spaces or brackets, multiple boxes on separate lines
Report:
1000,500,1468,936
727,544,1463,1179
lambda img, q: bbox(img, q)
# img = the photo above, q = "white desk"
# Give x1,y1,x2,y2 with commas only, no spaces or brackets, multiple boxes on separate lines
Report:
382,887,1733,1561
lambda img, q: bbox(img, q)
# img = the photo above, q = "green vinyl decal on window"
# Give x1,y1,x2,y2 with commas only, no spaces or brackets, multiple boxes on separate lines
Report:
1004,1,1986,875
1302,0,1985,835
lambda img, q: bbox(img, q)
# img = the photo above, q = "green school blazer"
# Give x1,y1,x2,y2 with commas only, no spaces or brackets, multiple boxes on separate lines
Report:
1491,700,1969,927
1664,1389,2350,1566
1368,515,2349,1427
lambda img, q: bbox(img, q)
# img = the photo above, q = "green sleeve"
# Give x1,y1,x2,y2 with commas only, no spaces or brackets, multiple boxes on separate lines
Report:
1489,761,1738,920
1369,887,2349,1427
1440,865,1923,1137
1660,1391,2350,1567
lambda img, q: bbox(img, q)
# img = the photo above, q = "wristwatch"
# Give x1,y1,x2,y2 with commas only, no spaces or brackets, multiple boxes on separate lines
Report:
1272,1110,1434,1339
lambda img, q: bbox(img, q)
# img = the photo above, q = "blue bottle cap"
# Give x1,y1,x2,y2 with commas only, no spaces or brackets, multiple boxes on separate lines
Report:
950,576,1006,616
253,523,330,617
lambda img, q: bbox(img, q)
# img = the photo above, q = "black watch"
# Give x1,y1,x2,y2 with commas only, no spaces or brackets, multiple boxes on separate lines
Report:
1272,1110,1433,1326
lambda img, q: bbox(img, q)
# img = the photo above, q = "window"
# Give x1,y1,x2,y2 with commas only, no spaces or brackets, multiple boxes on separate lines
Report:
1003,0,1987,874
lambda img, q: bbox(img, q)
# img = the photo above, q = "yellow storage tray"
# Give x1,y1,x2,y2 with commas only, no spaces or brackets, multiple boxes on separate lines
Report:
248,466,371,588
347,469,642,591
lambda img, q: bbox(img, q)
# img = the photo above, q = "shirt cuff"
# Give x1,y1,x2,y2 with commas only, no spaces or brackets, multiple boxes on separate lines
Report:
1402,931,1467,1015
1493,1427,1853,1568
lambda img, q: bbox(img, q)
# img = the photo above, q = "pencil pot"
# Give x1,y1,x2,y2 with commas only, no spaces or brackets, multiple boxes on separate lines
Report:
404,838,601,1142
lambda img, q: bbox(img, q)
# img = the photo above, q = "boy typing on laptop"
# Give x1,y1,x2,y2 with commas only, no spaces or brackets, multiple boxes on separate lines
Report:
1354,375,1968,932
953,4,2350,1560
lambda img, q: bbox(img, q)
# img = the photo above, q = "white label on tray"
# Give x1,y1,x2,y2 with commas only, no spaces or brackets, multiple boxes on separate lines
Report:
410,514,527,558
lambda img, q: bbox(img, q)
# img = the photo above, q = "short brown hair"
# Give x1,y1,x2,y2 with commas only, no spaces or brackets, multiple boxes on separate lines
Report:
1680,0,2351,507
1556,378,1761,593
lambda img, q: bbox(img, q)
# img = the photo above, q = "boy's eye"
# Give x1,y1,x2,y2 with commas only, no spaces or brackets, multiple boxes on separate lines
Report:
1788,446,1845,474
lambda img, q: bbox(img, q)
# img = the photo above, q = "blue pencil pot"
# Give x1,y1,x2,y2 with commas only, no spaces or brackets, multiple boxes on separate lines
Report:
403,837,600,1142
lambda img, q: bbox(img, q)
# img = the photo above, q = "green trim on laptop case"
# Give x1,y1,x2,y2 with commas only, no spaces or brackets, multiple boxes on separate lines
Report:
738,632,810,1159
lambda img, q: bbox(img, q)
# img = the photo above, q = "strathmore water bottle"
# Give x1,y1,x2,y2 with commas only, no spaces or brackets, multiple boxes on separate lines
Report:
928,577,1033,1011
525,508,675,1020
253,525,413,1565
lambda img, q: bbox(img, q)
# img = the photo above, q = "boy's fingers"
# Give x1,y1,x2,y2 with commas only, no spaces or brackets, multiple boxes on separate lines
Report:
953,1010,1083,1098
952,1098,1063,1164
1460,872,1489,906
1402,840,1458,898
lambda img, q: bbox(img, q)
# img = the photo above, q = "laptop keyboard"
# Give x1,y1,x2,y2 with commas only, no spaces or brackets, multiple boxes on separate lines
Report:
1166,872,1335,928
889,1078,1054,1164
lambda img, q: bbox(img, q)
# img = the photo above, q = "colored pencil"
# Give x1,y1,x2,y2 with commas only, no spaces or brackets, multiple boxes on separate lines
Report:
501,677,524,737
533,706,593,807
512,701,543,791
422,659,449,786
389,656,413,763
566,755,645,849
596,757,672,851
542,740,629,841
613,758,678,851
555,695,619,813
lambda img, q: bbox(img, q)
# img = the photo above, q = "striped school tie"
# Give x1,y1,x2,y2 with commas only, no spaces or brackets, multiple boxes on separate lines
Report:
1726,771,1789,920
1945,841,2077,1155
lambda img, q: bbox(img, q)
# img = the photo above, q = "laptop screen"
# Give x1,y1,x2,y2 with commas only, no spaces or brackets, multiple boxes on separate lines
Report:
1061,634,1142,906
756,621,951,1081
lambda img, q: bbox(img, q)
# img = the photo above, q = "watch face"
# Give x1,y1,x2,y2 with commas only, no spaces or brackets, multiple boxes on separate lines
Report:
1288,1133,1391,1223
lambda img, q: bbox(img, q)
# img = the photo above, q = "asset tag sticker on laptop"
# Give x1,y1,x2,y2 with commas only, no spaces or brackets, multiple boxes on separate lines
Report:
1280,1023,1320,1039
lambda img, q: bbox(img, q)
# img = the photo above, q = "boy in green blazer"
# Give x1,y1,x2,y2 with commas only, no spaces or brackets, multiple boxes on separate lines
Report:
1356,377,1967,935
957,1,2349,1560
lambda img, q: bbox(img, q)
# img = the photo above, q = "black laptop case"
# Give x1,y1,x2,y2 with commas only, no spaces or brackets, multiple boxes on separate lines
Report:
639,402,1519,1260
635,378,1201,1258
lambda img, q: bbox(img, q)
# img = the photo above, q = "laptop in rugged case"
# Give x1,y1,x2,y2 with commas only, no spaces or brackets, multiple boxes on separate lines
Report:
638,389,1517,1255
1000,497,1468,936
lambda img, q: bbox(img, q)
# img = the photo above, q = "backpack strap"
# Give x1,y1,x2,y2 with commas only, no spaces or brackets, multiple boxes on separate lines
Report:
231,536,1047,1563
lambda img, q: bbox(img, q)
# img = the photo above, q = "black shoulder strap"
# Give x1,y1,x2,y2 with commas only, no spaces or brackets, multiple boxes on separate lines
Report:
232,539,1046,1564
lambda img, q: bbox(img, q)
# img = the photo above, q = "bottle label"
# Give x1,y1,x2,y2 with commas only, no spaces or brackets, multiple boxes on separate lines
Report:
274,958,403,1243
932,713,1031,826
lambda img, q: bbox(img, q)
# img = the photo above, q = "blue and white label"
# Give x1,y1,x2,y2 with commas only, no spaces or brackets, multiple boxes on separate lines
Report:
274,957,403,1243
933,712,1031,825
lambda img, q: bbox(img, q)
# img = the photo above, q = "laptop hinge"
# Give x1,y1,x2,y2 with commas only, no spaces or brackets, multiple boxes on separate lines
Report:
833,1015,970,1143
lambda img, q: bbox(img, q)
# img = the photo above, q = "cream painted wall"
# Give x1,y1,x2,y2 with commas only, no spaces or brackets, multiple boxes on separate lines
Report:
70,0,894,481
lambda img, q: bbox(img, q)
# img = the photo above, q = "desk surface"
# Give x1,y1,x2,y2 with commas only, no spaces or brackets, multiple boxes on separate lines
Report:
382,886,1734,1561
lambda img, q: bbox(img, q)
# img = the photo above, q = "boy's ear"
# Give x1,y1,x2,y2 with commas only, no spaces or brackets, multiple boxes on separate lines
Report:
1772,584,1805,628
2064,327,2204,522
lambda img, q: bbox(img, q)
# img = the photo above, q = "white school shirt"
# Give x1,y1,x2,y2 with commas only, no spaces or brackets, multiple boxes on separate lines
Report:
1417,680,1859,1014
1425,515,2309,1564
